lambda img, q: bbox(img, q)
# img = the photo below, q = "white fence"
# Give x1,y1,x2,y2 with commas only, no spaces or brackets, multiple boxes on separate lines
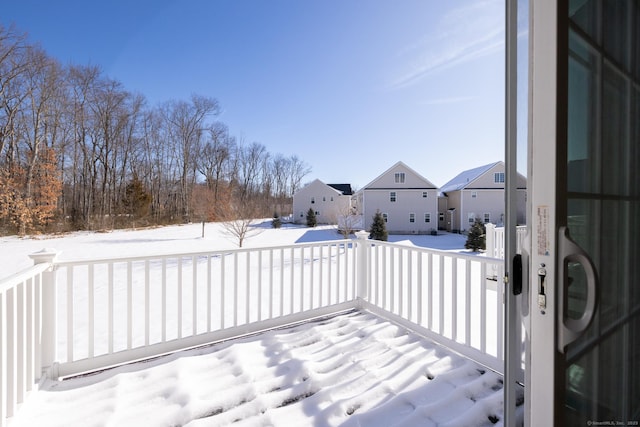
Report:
1,235,510,426
485,224,527,259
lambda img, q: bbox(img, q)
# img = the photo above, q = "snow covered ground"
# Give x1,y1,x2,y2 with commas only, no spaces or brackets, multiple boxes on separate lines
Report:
3,222,523,426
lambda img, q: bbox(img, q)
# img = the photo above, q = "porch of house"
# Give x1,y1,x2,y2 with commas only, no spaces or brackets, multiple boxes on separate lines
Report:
1,232,524,426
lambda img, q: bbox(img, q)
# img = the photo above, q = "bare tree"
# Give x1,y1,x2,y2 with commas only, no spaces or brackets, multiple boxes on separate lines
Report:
218,198,263,247
162,94,219,221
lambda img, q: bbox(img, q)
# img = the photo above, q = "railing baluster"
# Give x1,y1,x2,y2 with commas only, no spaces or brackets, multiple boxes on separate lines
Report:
67,266,74,361
207,255,212,332
17,282,25,405
427,252,433,330
108,263,114,354
279,248,284,317
246,252,250,325
233,252,239,327
309,246,313,310
1,291,7,424
452,257,457,342
268,250,274,319
193,255,198,335
289,248,294,314
220,254,226,329
465,259,472,346
327,245,332,305
480,263,487,353
88,264,94,358
177,258,183,339
161,259,166,343
318,245,323,307
127,261,133,349
145,260,151,346
438,255,444,335
258,251,263,321
299,247,304,312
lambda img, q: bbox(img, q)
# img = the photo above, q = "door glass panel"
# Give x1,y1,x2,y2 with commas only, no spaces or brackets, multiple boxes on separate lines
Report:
565,1,640,422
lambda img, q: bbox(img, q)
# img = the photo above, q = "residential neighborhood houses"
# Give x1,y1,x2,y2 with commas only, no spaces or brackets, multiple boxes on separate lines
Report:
292,160,527,234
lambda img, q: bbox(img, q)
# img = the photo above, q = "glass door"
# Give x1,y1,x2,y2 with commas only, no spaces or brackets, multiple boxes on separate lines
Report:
528,0,640,425
563,0,640,422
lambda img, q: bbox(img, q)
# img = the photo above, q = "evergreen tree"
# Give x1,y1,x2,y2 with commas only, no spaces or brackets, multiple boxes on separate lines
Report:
465,219,486,252
272,212,282,228
369,210,388,241
306,208,317,227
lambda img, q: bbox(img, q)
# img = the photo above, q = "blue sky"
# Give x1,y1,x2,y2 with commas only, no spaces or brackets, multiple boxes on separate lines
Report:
2,0,528,189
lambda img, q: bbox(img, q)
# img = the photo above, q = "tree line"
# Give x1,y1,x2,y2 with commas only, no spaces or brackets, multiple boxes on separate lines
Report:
0,24,310,235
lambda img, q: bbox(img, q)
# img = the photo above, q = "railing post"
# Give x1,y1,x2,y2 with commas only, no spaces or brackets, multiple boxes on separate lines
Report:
355,231,370,303
485,223,496,258
29,248,59,380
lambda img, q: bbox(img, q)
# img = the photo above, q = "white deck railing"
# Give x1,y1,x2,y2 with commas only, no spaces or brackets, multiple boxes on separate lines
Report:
485,224,527,259
1,233,510,426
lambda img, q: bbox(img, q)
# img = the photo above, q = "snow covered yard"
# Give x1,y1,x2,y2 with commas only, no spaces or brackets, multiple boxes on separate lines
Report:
10,311,511,427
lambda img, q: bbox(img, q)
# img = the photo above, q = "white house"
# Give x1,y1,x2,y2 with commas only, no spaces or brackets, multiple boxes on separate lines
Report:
438,161,526,232
353,161,439,234
292,179,353,225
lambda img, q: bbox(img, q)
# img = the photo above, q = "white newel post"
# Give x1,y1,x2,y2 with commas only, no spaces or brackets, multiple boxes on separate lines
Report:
355,231,370,304
485,223,496,258
29,248,59,380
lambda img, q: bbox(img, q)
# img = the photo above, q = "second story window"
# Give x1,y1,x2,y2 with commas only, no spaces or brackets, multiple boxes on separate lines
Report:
394,172,405,183
390,191,397,202
409,213,415,223
422,191,428,198
494,172,505,183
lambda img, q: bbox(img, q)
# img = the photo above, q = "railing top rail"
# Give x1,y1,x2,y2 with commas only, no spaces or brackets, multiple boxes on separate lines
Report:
53,238,355,267
368,240,504,265
0,262,50,292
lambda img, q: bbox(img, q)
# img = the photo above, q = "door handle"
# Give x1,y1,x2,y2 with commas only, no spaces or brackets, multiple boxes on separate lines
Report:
557,226,599,353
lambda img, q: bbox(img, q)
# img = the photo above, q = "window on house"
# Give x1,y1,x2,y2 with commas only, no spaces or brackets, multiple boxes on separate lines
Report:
300,211,304,218
330,196,333,201
468,213,476,224
494,172,505,183
390,192,397,202
409,213,415,223
382,213,388,223
422,191,428,198
439,212,444,222
322,196,326,202
394,172,405,183
484,213,490,223
424,213,431,223
471,191,478,198
315,211,320,216
311,197,315,204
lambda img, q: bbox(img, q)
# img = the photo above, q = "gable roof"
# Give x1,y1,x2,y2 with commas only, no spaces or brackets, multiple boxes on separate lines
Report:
327,183,353,196
439,161,502,193
360,161,437,191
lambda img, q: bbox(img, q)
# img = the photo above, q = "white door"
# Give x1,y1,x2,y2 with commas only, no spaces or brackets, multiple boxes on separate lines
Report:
527,0,640,424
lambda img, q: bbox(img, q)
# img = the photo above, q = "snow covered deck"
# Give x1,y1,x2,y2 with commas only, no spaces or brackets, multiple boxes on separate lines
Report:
10,310,514,427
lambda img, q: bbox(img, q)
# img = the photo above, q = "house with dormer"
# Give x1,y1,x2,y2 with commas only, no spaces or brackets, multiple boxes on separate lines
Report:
353,161,438,234
438,161,526,232
292,179,354,225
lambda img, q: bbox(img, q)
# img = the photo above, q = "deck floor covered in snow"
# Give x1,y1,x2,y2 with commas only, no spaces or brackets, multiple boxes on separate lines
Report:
12,311,511,427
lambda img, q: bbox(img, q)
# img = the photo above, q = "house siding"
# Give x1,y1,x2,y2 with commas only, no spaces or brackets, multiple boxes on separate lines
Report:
439,162,527,232
359,162,438,234
292,179,351,225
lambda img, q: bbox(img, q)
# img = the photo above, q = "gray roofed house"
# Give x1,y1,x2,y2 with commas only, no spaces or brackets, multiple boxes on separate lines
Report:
438,161,526,232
